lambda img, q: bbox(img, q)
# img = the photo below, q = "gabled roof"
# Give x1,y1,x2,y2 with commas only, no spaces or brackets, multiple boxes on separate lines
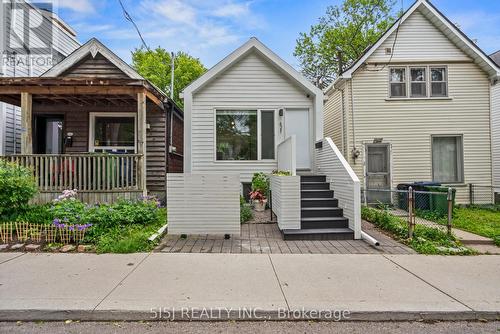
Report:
43,38,143,79
326,0,500,93
491,50,500,68
182,37,323,98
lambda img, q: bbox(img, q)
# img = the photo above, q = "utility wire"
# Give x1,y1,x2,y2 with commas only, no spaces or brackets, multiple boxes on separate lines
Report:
365,0,404,72
117,0,150,50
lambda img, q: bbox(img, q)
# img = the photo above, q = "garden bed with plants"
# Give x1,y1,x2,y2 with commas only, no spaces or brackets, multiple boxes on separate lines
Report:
0,161,166,253
362,206,475,255
240,171,291,224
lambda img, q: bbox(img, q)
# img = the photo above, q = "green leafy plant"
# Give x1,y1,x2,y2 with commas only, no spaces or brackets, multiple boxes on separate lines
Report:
0,161,38,218
251,172,269,194
240,196,253,224
362,206,474,255
271,170,292,176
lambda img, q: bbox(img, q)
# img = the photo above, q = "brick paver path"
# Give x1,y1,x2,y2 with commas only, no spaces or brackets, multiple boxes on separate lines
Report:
156,221,415,254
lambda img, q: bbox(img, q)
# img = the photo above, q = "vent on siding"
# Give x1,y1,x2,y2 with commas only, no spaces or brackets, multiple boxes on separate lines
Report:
385,48,392,55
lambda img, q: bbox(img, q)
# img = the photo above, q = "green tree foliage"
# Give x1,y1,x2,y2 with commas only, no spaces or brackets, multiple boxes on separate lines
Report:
132,47,207,107
294,0,398,88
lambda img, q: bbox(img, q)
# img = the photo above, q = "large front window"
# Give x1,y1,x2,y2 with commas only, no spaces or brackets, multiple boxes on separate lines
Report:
90,113,136,153
215,109,275,161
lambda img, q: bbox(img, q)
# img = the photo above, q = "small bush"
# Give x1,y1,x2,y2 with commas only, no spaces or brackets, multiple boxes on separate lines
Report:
271,170,291,176
0,161,37,217
251,172,269,195
240,196,253,223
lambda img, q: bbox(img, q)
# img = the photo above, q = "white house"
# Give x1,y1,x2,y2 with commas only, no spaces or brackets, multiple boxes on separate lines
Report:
324,0,500,204
180,38,361,240
491,51,500,199
0,1,79,155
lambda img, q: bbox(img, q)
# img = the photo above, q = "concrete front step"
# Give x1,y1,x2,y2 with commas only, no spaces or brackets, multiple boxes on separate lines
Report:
282,227,354,240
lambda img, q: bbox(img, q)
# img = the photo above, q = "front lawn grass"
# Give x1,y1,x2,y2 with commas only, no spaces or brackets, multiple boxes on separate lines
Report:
452,206,500,246
362,206,475,255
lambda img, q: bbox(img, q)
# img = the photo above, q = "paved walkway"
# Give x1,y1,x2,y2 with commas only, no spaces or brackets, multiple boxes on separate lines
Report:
0,252,498,321
156,222,415,254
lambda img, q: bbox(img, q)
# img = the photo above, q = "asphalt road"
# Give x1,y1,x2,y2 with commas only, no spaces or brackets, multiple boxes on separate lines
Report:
0,321,498,334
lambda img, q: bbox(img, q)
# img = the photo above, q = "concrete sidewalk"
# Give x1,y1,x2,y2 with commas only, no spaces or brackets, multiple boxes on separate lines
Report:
0,253,498,321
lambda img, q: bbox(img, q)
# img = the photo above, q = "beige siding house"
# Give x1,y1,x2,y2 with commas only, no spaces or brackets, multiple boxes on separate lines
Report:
324,0,500,204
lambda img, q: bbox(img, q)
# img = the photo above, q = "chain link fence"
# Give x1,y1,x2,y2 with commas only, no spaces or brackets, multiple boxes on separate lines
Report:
362,187,454,237
468,184,499,207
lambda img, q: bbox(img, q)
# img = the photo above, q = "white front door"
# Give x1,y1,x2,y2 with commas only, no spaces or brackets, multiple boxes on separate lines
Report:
285,109,311,170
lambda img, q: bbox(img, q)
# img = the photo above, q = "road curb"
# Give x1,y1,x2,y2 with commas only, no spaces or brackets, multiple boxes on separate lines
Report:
0,309,498,322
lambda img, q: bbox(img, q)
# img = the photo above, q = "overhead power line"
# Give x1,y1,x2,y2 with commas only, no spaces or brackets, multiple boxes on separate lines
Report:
117,0,150,50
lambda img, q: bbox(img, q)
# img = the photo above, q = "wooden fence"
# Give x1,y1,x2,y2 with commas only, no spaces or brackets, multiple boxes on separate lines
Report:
3,154,144,204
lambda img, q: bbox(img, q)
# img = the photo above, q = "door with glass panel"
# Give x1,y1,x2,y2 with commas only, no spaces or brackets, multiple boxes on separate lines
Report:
284,109,311,170
366,143,391,204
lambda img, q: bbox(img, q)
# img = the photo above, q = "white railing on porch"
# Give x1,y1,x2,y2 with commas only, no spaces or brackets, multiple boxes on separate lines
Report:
4,154,143,192
316,138,361,239
277,135,296,176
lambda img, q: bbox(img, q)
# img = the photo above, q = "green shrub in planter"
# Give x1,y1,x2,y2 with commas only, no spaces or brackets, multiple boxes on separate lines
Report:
251,172,269,194
0,161,37,217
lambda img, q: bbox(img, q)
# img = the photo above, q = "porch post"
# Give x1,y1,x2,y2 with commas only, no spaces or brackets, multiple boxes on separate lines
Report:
20,92,33,154
137,92,147,196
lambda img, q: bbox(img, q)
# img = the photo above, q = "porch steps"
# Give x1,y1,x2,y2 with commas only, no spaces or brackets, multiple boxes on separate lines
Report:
281,175,355,241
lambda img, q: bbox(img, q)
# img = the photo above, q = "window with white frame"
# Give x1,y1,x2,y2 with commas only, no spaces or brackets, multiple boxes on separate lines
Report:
410,67,427,97
215,109,275,161
389,68,407,98
389,66,448,98
430,67,448,97
89,112,136,153
432,135,463,183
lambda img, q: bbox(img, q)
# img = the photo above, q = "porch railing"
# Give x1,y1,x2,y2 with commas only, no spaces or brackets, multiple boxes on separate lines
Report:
4,154,143,192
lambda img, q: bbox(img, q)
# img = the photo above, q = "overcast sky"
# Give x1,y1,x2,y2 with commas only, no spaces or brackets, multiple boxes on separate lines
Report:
54,0,500,69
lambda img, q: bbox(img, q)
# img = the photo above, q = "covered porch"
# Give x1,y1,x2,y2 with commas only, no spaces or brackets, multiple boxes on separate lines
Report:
0,77,166,203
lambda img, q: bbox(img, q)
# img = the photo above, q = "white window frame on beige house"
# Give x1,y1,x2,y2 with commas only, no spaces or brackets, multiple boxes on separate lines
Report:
389,65,449,99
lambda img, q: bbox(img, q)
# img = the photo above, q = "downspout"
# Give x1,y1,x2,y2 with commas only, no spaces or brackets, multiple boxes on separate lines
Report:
350,79,359,163
361,231,380,247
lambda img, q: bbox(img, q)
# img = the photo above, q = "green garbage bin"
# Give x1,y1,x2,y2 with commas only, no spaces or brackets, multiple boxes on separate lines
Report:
427,186,455,217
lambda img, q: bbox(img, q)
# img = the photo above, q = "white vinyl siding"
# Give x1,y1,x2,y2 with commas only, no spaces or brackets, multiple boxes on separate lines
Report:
191,51,313,182
323,8,493,204
492,83,500,190
324,81,350,157
370,9,470,63
348,61,491,204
